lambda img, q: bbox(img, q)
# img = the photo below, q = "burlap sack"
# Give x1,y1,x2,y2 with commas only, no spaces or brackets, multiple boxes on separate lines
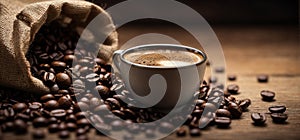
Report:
0,0,118,95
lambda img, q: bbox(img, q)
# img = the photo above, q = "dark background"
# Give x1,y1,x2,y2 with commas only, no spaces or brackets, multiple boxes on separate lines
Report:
88,0,298,25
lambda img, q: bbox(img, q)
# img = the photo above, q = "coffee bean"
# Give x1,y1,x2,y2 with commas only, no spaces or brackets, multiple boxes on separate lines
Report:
13,119,28,134
227,84,239,94
269,105,286,113
58,123,67,131
190,128,201,136
176,127,187,137
209,76,217,83
50,109,66,119
215,117,231,128
56,73,71,89
228,102,243,119
58,96,72,109
51,61,66,72
159,122,174,133
48,117,58,124
76,128,86,136
215,66,225,73
15,113,30,121
251,112,266,125
40,94,55,102
86,73,100,82
29,102,42,110
42,72,56,87
145,129,155,138
12,103,27,112
270,113,288,123
260,90,275,101
48,123,59,133
44,100,59,110
239,98,251,111
110,120,123,131
257,74,268,83
59,130,70,138
32,129,45,139
33,117,48,127
77,134,89,140
228,74,237,81
77,118,90,128
105,98,121,110
64,55,75,66
66,122,77,131
74,102,89,112
95,85,110,100
58,89,69,95
216,109,231,118
3,122,14,132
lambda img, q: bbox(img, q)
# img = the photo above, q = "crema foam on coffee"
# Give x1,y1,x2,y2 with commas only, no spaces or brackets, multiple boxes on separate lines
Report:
124,49,203,67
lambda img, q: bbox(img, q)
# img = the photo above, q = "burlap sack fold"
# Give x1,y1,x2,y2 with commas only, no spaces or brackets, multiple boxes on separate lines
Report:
0,0,118,95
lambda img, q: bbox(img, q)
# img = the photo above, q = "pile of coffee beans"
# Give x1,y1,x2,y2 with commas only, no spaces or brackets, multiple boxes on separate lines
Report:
0,20,256,139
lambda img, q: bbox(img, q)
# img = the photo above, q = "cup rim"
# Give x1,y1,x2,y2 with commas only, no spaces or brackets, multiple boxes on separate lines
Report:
119,44,207,69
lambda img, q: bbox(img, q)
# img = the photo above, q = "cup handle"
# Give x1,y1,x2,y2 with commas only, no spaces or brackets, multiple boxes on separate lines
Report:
112,50,123,72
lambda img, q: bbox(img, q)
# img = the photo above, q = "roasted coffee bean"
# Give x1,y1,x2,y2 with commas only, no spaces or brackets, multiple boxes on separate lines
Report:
270,113,288,123
15,113,30,121
209,76,217,83
66,122,77,131
48,117,58,124
58,96,72,109
215,117,231,128
51,61,66,72
3,122,14,132
159,122,174,133
228,102,243,119
13,119,28,134
56,73,71,89
39,63,51,70
66,114,77,123
127,124,140,134
189,128,201,137
111,110,125,119
58,89,69,95
176,127,187,137
77,118,90,128
86,73,100,82
90,97,102,108
43,72,56,86
105,98,121,110
257,74,268,83
227,84,239,94
215,67,225,73
95,85,110,99
12,103,27,112
44,100,59,110
260,90,275,101
32,129,46,139
77,134,89,140
228,74,237,81
201,103,217,111
74,102,89,112
122,109,136,120
50,84,60,93
251,112,266,125
76,128,86,136
145,129,155,138
64,55,76,66
59,130,70,138
29,102,42,110
50,109,66,119
269,105,286,113
111,120,123,131
239,98,251,111
58,123,67,131
48,123,59,133
33,117,48,127
95,124,111,135
75,112,88,120
40,94,55,102
216,109,231,118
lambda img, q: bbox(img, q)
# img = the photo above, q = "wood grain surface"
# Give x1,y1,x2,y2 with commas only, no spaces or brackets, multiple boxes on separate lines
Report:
1,25,299,140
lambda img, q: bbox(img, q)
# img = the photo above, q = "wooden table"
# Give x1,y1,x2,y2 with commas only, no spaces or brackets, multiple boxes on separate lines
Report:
2,25,299,140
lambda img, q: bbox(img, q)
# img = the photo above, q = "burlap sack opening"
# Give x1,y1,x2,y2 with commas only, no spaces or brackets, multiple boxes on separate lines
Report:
0,0,118,95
